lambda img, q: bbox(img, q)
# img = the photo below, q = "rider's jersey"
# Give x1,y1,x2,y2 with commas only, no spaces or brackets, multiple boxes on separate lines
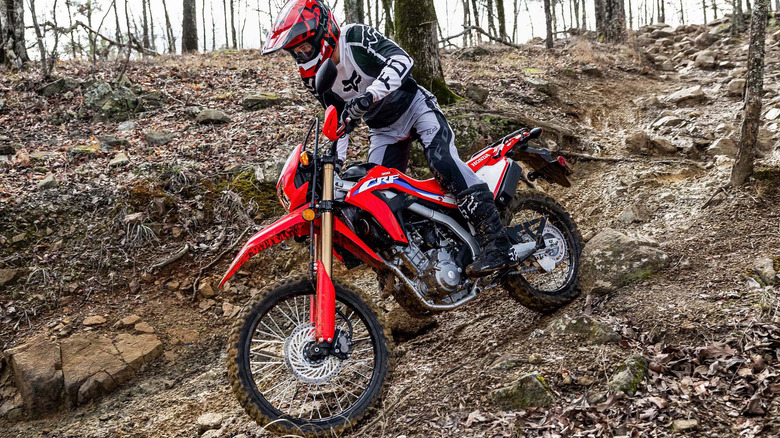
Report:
304,24,418,130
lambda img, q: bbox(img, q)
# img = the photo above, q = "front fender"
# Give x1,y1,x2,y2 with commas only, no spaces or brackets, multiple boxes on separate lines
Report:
219,207,309,288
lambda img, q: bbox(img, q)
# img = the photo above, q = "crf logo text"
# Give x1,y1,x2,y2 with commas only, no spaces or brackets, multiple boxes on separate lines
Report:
359,175,399,192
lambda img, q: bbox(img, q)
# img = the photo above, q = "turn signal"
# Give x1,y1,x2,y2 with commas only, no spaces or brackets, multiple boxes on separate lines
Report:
300,151,310,166
302,208,316,221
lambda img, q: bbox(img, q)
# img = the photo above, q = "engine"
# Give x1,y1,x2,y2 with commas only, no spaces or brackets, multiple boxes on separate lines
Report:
394,222,470,303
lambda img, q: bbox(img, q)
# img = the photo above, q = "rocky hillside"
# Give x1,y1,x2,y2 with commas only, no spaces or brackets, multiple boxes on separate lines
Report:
1,15,780,438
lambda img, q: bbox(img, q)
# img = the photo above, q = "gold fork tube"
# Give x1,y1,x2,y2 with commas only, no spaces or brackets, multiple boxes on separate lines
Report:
320,162,335,277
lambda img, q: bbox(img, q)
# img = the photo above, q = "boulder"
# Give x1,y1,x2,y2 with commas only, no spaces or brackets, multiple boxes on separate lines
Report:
727,79,746,96
138,91,168,109
652,115,685,128
98,135,131,152
68,143,100,157
525,78,558,96
694,31,716,48
579,229,669,295
581,64,603,77
113,333,163,370
455,46,490,60
0,268,20,287
60,333,131,405
197,412,224,432
625,132,651,154
196,109,231,124
464,85,489,105
765,108,780,121
753,257,777,285
651,27,675,38
115,314,142,328
82,315,106,326
386,307,437,340
37,173,58,190
144,130,175,146
673,419,698,432
254,156,287,183
771,30,780,43
617,203,653,224
241,92,283,110
133,322,155,334
694,50,717,69
708,137,738,157
663,85,706,105
4,335,64,418
117,121,136,131
38,78,79,97
109,152,130,167
491,373,555,409
650,137,677,154
608,355,648,395
98,87,139,120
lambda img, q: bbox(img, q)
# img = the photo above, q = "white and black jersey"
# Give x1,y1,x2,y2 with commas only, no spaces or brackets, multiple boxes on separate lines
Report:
306,24,418,129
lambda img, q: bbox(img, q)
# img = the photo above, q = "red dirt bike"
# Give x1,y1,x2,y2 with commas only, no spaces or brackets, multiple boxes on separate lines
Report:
221,60,582,436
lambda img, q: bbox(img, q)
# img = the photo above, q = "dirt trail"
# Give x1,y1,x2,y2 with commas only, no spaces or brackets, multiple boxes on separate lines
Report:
2,27,780,438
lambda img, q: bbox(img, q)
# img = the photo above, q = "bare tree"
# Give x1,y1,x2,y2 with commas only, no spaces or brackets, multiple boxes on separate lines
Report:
381,0,394,37
487,0,497,36
595,0,627,41
230,0,237,49
148,0,156,50
1,0,30,67
395,0,457,103
202,0,207,52
366,0,373,25
702,0,707,21
183,0,198,52
68,0,79,57
657,0,665,22
731,0,768,186
582,0,587,28
142,0,150,48
212,0,216,50
628,0,633,27
732,0,745,35
712,0,718,18
162,0,176,53
28,0,55,79
470,0,481,42
524,0,534,36
223,0,228,48
496,0,507,41
544,0,553,47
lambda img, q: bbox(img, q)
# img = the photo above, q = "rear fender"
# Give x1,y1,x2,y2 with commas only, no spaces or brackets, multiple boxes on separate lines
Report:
219,207,309,288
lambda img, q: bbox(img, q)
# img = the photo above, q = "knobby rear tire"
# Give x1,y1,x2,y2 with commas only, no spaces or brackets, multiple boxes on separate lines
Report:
227,275,393,437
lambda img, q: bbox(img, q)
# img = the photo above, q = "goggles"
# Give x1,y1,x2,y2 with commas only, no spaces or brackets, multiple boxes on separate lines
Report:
287,41,318,64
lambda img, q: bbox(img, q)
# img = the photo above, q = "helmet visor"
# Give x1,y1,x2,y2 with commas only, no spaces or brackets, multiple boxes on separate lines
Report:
263,0,319,54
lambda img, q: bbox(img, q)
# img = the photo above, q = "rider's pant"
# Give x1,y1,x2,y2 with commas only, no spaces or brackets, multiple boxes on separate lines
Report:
366,88,482,194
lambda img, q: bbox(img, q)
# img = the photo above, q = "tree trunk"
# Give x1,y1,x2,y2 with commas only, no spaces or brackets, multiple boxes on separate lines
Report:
487,0,497,37
470,0,481,42
713,0,718,18
345,0,365,22
202,0,207,52
70,0,80,57
544,0,553,47
658,0,665,22
581,0,587,29
381,0,394,37
679,0,684,24
0,1,5,65
496,0,507,41
730,0,768,186
733,0,745,35
142,0,150,48
513,0,519,41
212,0,216,50
552,0,558,35
595,0,627,41
162,0,176,53
230,0,237,48
1,0,29,66
256,0,262,47
86,1,95,63
463,0,471,46
28,0,48,77
395,0,457,104
366,0,373,25
223,0,229,48
628,0,634,27
525,0,535,36
183,0,199,52
702,0,707,22
573,0,580,28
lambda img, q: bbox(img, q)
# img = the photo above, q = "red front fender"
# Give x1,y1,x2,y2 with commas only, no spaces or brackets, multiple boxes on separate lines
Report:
219,207,384,288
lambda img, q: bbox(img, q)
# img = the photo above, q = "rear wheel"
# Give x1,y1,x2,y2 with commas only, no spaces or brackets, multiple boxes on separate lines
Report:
500,190,582,313
227,276,392,436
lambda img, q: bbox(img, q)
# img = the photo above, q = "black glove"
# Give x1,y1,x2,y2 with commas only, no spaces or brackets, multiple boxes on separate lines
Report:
335,159,344,175
342,92,374,124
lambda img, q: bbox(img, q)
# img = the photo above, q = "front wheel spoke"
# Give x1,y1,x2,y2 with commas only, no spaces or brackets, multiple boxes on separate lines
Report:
264,375,295,396
334,376,361,402
297,384,314,419
259,321,285,340
268,378,296,405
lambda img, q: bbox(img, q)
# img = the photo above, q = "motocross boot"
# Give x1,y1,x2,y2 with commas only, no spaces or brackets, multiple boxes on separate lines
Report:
457,183,520,277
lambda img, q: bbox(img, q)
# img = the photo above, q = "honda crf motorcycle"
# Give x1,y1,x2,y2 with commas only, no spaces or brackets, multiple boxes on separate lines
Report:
221,60,582,436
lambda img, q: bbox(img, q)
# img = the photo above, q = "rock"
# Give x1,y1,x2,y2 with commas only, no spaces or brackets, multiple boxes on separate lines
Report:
144,130,174,146
117,121,136,131
197,412,224,432
491,373,555,409
753,257,777,285
202,429,225,438
84,82,114,108
222,302,240,319
0,268,20,287
98,87,139,121
138,90,168,109
581,64,603,77
0,99,5,112
115,314,141,328
727,79,746,96
608,355,648,395
525,78,558,96
109,152,130,167
694,31,716,47
68,143,100,158
580,229,669,295
694,50,717,69
650,137,677,154
60,333,133,405
38,78,79,97
196,109,232,124
122,212,145,225
134,322,155,334
0,392,24,421
198,281,216,298
652,115,685,128
651,27,675,38
672,419,698,432
254,156,287,183
83,315,106,326
708,137,738,157
464,85,489,105
618,203,652,224
113,333,163,370
241,92,284,110
169,328,199,345
0,143,14,155
386,307,437,340
455,46,490,60
4,335,64,417
625,132,651,154
98,135,131,152
663,85,706,105
765,108,780,121
37,173,58,190
771,30,780,42
528,352,544,364
557,315,621,344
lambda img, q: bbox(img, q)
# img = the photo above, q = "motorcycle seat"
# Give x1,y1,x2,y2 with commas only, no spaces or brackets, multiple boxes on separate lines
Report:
342,162,378,181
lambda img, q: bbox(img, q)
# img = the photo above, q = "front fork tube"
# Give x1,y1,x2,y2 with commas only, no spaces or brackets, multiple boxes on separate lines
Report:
313,162,336,343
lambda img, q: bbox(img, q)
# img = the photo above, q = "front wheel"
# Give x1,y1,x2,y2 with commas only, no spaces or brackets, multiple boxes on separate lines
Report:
500,190,583,313
227,276,392,436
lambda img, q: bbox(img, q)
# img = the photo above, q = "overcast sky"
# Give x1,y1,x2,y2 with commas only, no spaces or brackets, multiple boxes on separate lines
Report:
25,0,716,57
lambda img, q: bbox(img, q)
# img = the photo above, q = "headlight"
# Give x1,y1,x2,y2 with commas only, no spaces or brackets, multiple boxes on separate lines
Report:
277,182,291,211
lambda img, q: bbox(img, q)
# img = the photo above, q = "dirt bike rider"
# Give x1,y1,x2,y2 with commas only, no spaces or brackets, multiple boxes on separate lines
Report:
262,0,518,276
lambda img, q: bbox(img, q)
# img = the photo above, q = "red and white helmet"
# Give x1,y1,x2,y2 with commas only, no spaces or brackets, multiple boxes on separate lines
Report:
263,0,340,80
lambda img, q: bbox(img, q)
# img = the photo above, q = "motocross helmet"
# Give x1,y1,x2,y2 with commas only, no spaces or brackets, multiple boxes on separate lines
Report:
263,0,340,80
